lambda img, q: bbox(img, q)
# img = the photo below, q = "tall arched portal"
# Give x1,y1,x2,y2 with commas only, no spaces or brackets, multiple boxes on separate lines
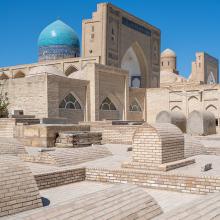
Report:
121,44,146,88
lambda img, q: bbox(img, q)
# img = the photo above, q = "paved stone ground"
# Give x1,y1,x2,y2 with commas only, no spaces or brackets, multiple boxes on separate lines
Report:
2,181,203,219
39,181,203,212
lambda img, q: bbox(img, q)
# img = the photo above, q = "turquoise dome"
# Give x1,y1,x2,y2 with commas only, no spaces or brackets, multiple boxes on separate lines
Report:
38,20,80,48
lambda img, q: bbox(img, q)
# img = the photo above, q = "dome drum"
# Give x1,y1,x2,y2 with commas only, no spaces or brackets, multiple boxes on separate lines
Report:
39,45,80,61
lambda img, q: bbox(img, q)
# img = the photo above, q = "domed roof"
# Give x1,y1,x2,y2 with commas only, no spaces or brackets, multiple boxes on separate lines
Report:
38,20,80,48
161,48,176,58
28,65,65,77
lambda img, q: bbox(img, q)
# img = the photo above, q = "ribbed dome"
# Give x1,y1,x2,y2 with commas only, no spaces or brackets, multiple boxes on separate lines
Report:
161,48,176,58
38,20,80,48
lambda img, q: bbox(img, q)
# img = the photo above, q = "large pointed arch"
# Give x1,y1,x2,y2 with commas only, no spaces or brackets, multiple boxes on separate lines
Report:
121,42,148,88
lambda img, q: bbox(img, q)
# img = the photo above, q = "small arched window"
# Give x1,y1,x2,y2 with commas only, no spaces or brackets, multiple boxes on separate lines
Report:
129,100,142,112
59,93,82,110
100,97,116,111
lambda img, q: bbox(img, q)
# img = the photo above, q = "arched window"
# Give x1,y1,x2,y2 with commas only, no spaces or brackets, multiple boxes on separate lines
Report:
100,97,116,111
129,100,142,112
59,93,82,110
65,65,78,76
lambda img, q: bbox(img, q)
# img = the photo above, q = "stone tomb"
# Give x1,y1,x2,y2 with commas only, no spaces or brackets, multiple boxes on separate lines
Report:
187,110,216,136
156,110,186,133
55,131,102,148
0,156,42,217
123,123,195,171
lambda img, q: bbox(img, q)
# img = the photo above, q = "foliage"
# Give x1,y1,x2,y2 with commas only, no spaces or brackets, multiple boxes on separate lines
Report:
0,81,9,118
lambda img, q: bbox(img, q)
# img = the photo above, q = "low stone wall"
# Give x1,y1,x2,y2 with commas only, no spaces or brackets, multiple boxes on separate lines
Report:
15,124,90,147
34,168,86,190
86,168,220,194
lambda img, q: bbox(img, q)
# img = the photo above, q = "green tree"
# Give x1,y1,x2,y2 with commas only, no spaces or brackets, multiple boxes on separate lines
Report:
0,81,9,118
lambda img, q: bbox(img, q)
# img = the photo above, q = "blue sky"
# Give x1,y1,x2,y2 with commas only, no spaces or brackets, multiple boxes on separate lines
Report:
1,0,220,78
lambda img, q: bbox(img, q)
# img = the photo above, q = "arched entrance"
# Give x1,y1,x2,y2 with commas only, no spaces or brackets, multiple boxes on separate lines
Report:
121,42,148,88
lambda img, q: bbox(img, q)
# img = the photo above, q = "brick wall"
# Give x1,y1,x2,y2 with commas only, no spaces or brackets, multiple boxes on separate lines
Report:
124,123,184,170
86,168,220,194
90,124,141,144
34,168,86,190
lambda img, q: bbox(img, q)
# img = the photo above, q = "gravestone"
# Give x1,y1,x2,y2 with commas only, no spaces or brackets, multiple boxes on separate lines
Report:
187,110,216,136
156,110,186,133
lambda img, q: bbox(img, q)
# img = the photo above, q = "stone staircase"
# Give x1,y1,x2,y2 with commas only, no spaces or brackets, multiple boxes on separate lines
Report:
13,184,162,220
154,192,220,220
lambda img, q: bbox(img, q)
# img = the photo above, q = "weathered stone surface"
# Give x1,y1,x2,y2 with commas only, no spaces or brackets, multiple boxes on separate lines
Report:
187,110,216,136
156,110,186,133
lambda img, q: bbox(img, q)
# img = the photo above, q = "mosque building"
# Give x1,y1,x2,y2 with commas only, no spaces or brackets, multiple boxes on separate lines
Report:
0,2,219,124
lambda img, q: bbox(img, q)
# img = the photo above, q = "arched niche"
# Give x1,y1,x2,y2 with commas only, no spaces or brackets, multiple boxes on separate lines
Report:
14,71,25,78
188,96,199,114
206,104,217,118
171,106,181,112
121,42,148,88
65,65,78,77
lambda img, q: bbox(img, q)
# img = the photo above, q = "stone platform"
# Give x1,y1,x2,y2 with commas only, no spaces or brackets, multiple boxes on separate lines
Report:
19,144,220,194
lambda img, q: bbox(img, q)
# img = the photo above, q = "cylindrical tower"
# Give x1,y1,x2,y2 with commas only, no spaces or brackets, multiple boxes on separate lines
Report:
161,48,178,74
